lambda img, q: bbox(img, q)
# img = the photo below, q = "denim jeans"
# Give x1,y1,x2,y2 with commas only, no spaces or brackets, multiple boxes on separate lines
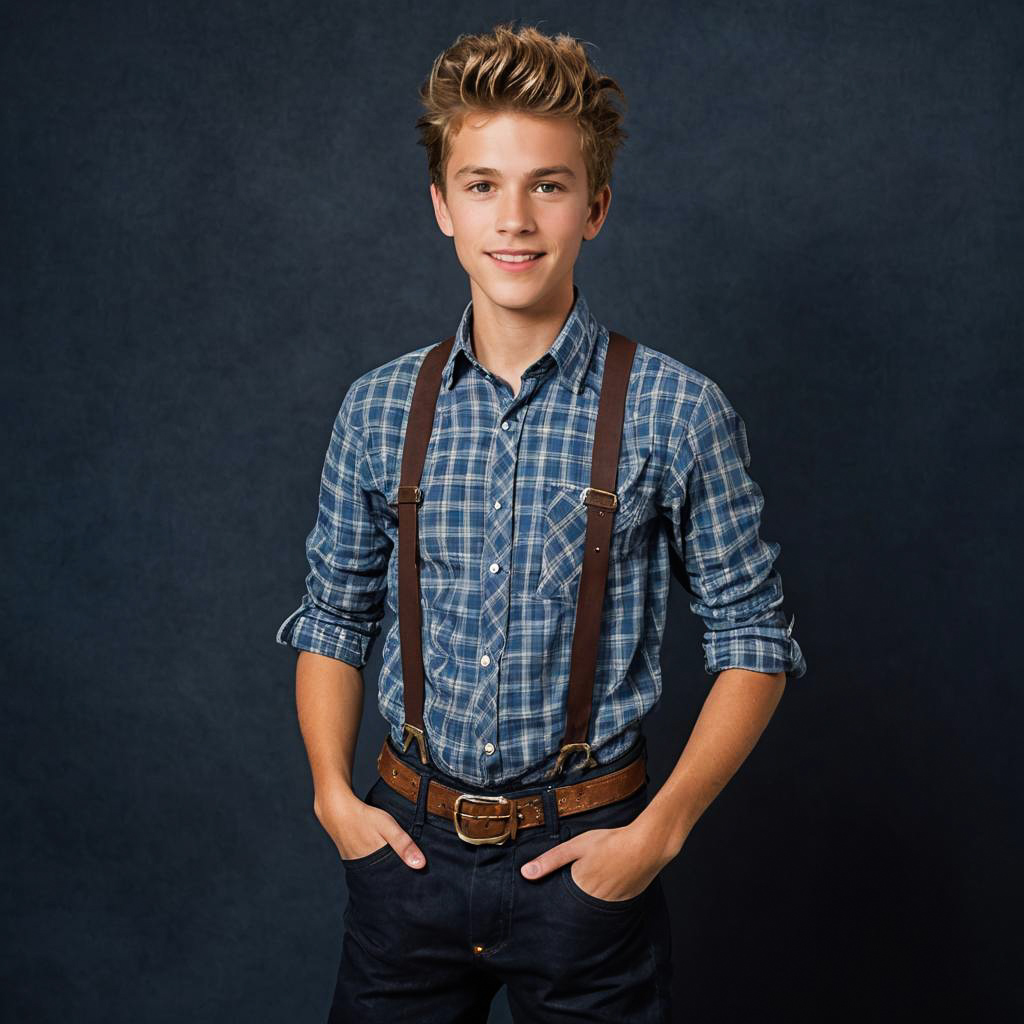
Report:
328,730,674,1023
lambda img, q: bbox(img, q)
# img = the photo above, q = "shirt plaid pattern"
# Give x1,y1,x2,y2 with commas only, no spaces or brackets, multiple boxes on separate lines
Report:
276,286,807,786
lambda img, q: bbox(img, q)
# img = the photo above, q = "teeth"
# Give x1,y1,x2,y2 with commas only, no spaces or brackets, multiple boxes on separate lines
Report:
490,252,541,263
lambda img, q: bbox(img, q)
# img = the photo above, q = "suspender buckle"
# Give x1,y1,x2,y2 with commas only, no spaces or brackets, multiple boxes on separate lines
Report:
581,487,618,511
453,793,518,845
401,722,429,764
395,485,423,505
544,741,598,780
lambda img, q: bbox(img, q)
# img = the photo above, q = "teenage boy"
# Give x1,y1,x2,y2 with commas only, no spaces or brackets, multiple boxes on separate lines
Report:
277,21,806,1024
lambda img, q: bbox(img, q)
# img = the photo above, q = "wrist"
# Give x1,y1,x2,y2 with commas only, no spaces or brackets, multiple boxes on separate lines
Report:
312,773,360,818
632,802,692,865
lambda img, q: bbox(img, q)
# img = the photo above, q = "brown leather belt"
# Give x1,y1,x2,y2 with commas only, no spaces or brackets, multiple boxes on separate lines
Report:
376,736,646,846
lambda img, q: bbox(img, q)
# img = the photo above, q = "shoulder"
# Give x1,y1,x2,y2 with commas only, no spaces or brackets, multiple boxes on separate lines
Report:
625,338,721,433
338,341,445,442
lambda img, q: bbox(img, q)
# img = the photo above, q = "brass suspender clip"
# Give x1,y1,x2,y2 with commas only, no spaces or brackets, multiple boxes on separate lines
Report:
401,722,429,765
581,487,618,511
543,741,597,780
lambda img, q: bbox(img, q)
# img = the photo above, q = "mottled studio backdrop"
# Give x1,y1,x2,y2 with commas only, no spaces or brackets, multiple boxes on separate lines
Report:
2,1,1021,1021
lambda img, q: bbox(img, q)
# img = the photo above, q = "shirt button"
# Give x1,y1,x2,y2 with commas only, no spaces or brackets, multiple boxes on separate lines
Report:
501,421,510,431
494,500,501,509
480,654,491,667
483,742,495,755
489,562,500,573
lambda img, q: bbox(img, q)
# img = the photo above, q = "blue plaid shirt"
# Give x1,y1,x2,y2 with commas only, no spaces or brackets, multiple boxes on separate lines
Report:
276,286,806,786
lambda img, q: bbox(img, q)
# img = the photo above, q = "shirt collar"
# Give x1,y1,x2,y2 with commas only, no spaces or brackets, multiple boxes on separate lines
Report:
441,284,600,396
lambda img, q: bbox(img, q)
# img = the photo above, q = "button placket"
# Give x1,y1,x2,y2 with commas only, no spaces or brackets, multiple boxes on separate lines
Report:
471,387,532,774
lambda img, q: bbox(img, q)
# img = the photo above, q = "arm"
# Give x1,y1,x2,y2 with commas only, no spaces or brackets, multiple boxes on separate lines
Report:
277,384,424,867
521,379,805,895
296,650,424,866
634,376,802,856
633,666,786,865
638,379,804,859
296,650,364,807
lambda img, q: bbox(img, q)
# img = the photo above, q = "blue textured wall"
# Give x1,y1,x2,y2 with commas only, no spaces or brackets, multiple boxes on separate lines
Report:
2,2,1021,1021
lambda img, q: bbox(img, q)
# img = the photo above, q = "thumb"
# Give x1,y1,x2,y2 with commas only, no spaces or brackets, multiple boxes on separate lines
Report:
390,825,426,869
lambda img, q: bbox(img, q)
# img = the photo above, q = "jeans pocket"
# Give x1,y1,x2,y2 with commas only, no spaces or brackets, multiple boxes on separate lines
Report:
341,778,416,872
557,786,650,911
341,841,399,872
561,859,647,912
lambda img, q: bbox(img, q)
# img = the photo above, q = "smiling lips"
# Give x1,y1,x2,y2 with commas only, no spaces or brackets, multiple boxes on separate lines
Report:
487,251,545,270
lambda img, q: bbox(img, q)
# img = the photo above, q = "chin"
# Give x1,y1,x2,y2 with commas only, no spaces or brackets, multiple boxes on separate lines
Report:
486,283,548,308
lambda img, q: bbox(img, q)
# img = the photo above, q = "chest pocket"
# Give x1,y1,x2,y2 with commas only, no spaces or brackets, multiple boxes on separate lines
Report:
536,448,651,601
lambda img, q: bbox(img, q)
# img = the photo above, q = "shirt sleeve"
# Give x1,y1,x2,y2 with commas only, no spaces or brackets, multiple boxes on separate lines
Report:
660,379,807,679
275,382,393,669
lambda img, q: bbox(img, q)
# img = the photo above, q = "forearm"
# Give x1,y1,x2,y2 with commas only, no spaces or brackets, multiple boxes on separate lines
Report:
634,668,787,863
295,650,366,804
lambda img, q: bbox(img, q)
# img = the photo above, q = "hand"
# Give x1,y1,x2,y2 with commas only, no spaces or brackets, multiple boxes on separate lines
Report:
519,820,666,901
314,782,426,869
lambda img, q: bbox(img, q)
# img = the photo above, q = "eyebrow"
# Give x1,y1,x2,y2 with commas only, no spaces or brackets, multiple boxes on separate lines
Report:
453,164,577,180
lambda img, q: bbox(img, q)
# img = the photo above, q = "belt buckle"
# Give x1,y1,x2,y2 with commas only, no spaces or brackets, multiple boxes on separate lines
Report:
452,793,517,846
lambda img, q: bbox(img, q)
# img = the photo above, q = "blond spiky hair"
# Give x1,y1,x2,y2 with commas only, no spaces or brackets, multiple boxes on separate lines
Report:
416,21,628,204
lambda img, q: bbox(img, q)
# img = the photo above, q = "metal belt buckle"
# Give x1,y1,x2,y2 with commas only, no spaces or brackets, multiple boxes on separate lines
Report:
452,793,517,846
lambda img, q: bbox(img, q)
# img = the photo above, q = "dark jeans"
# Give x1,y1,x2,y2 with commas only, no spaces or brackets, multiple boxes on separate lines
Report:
328,730,674,1023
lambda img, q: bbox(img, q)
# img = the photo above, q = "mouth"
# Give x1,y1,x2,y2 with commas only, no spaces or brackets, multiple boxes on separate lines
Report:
487,251,546,270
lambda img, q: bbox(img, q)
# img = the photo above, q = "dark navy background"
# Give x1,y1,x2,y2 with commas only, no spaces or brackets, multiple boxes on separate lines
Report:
3,2,1020,1021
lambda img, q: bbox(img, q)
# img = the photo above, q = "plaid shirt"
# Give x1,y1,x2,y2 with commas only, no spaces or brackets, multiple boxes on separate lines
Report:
276,286,806,786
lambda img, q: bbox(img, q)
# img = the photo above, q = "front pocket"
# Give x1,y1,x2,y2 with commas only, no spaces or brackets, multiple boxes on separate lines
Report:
561,859,647,912
341,778,417,872
536,449,651,600
341,841,398,871
556,790,651,911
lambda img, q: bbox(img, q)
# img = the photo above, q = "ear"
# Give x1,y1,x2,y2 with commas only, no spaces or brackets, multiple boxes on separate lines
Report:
583,184,612,242
430,182,454,238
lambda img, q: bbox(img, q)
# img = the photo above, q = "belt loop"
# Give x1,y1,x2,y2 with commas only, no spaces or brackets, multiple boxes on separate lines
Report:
542,785,560,838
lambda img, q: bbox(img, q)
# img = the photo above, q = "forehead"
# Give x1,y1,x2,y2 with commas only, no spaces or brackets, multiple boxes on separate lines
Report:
447,111,583,172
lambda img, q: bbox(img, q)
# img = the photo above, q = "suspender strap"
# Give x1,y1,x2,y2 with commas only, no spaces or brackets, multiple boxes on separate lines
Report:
396,330,638,777
546,330,637,778
395,336,455,764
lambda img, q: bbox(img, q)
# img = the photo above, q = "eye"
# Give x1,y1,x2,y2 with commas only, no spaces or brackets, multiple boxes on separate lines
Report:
466,181,565,194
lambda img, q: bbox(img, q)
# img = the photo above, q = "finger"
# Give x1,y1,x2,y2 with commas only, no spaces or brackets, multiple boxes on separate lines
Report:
389,827,426,869
520,836,579,880
371,809,423,868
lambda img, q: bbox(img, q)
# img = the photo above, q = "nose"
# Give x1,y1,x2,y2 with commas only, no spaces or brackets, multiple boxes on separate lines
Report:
494,189,536,235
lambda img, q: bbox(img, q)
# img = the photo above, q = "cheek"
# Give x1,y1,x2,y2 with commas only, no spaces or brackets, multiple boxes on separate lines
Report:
544,211,588,249
450,230,481,269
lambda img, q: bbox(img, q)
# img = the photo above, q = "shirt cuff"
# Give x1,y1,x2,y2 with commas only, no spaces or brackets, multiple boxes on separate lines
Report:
275,604,378,669
702,613,807,678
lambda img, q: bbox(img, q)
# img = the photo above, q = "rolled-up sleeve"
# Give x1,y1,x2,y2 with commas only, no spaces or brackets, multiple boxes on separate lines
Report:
275,382,392,669
661,379,807,679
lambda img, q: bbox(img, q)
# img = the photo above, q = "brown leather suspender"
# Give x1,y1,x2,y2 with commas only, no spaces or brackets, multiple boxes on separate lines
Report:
394,330,639,780
393,337,455,768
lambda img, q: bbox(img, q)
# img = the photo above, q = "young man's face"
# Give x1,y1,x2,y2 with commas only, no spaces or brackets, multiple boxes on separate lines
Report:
430,111,611,315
